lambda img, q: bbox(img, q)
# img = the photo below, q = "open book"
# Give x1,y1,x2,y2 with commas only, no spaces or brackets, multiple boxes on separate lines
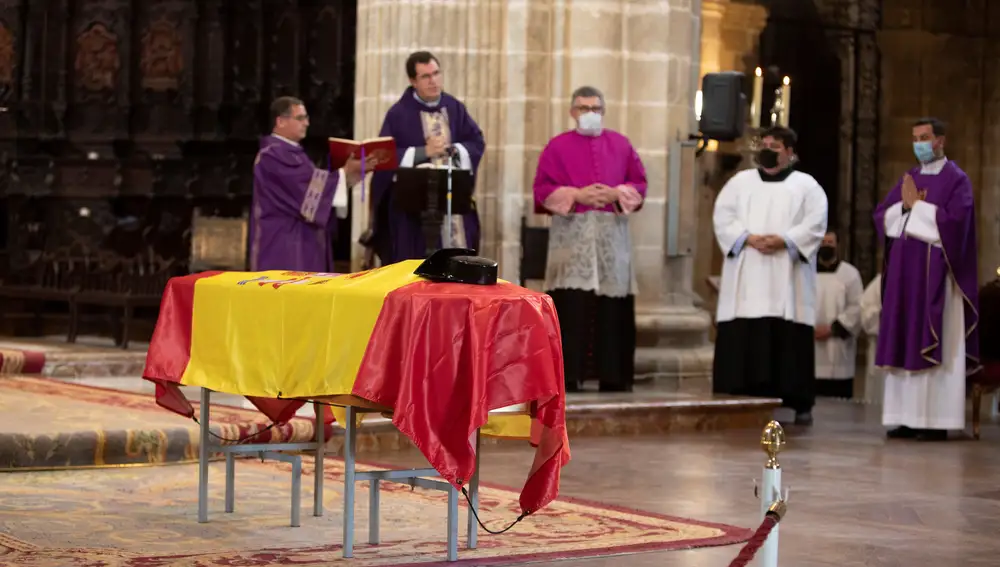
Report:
327,136,398,171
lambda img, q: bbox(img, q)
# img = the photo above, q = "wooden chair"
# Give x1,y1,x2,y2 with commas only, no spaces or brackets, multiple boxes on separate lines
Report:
189,209,248,272
970,270,1000,439
519,216,549,287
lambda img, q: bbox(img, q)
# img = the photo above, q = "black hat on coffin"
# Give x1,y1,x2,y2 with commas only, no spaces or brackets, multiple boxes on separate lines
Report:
413,248,498,286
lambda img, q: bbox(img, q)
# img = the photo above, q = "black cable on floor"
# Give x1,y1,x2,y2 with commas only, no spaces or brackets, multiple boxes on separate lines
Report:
461,486,526,534
192,417,278,444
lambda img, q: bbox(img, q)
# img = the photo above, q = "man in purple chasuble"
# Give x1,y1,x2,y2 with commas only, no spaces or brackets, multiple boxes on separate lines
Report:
365,51,486,265
874,117,980,441
711,127,828,426
533,86,647,393
251,96,369,271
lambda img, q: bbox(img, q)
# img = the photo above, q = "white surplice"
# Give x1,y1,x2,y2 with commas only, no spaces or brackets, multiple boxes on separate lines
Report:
815,261,864,379
713,169,829,326
880,158,966,430
860,273,884,404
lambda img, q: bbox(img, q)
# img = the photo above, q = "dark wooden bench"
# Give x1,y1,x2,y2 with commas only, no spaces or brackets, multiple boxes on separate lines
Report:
69,253,179,349
0,246,89,337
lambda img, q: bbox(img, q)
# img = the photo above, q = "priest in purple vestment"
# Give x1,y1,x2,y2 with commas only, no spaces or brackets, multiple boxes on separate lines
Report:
251,96,369,272
533,86,647,393
874,117,980,441
365,51,486,265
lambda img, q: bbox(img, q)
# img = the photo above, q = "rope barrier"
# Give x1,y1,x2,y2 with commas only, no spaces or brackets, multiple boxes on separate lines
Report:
726,500,787,567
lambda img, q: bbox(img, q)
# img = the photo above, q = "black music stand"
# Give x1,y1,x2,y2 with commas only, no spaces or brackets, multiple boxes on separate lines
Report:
392,167,474,257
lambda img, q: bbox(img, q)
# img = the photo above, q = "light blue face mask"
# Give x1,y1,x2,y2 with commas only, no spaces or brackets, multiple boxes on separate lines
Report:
913,141,936,163
577,112,603,136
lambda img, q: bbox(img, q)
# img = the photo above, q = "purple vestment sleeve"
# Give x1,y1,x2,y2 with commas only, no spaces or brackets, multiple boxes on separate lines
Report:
873,177,905,239
532,142,566,212
451,105,485,173
255,141,336,228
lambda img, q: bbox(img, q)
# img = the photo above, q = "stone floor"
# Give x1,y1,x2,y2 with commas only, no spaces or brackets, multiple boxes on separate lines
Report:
368,400,1000,566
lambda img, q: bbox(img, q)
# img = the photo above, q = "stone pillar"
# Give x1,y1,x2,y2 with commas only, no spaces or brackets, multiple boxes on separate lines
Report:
352,0,521,272
354,0,719,384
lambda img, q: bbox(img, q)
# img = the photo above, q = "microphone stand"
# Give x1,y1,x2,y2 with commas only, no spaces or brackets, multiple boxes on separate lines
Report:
444,146,455,250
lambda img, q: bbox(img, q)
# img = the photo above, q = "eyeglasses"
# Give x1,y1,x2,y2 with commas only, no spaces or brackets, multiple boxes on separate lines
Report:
574,105,603,113
418,70,441,81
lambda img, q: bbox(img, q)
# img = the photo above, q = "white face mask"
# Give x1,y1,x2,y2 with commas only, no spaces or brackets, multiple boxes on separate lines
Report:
576,112,603,136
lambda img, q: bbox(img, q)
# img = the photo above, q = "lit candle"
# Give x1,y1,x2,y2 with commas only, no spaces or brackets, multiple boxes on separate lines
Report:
780,76,791,127
751,67,763,128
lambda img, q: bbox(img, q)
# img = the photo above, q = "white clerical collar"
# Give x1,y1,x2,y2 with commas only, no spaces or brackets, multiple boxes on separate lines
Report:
919,156,948,175
413,91,441,108
272,133,299,147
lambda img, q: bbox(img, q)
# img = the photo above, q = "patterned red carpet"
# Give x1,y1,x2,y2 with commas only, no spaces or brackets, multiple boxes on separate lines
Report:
0,458,750,566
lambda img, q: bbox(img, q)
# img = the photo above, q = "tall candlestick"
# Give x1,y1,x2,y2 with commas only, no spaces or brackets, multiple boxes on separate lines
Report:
780,76,791,127
751,67,763,128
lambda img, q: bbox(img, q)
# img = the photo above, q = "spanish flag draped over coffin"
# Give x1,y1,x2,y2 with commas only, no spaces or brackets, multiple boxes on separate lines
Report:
143,260,570,514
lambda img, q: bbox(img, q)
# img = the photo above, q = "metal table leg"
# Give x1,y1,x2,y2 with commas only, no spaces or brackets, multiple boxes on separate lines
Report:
313,401,325,517
198,387,211,523
261,451,303,527
467,429,481,549
447,485,459,561
338,407,484,562
369,479,380,544
224,453,235,513
342,406,357,558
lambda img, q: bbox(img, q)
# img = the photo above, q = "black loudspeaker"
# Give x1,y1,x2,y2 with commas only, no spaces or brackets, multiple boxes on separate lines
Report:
699,72,746,142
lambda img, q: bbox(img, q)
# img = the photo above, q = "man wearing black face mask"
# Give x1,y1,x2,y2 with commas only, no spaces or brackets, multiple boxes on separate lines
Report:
712,126,829,426
814,231,864,399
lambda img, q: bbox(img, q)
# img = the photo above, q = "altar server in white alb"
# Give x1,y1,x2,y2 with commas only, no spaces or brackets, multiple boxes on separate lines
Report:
814,231,864,399
860,273,884,404
711,126,829,426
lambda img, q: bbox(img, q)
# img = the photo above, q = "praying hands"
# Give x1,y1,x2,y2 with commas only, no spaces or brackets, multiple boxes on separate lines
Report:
901,173,923,208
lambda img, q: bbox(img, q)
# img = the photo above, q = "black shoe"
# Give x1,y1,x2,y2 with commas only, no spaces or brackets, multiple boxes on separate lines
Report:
598,383,633,393
565,382,583,393
887,426,919,439
794,412,813,426
917,429,948,442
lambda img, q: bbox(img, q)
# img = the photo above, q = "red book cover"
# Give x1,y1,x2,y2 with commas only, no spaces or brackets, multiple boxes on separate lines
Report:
327,136,398,171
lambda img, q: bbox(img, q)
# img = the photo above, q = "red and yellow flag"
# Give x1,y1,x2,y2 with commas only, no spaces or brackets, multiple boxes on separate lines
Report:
144,260,570,513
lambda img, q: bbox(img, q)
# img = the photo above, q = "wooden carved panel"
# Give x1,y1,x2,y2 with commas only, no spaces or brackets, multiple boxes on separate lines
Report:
301,0,355,140
0,16,14,84
133,0,196,153
193,0,226,138
0,1,19,145
75,24,120,93
19,0,70,138
265,0,300,100
68,0,132,146
0,0,358,329
224,0,264,139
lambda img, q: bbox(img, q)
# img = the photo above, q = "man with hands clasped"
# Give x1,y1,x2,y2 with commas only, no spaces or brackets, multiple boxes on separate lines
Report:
532,85,648,393
874,117,979,441
711,126,829,425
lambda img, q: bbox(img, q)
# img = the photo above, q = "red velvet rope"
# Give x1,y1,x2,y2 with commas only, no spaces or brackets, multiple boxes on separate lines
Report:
727,514,779,567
